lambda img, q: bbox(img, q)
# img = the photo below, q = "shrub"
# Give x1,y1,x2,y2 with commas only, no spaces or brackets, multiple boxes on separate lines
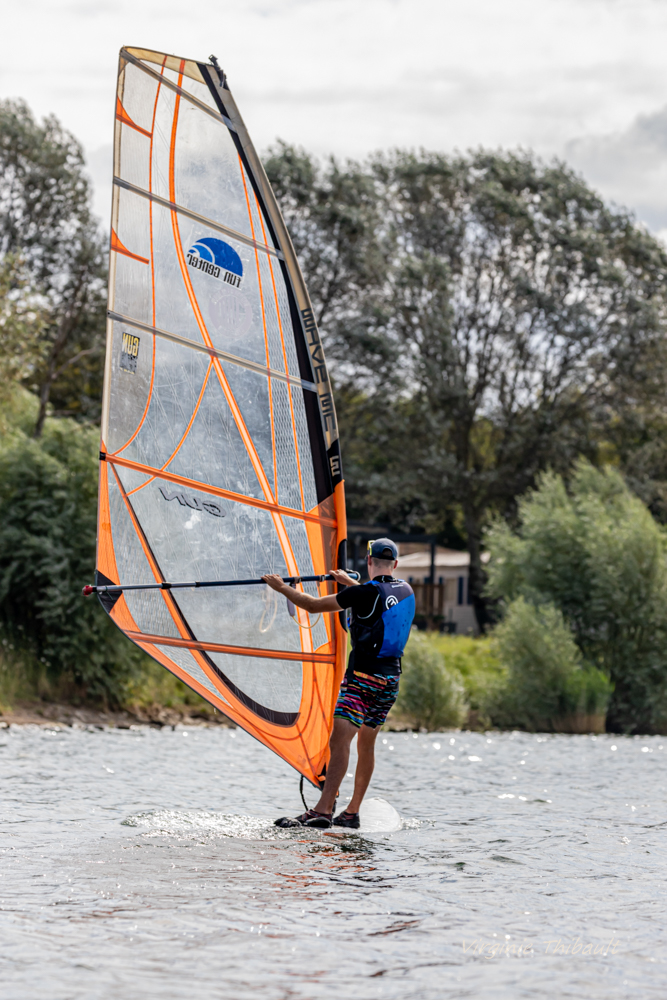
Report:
493,597,612,731
394,630,468,730
427,633,507,724
486,460,667,733
0,414,147,704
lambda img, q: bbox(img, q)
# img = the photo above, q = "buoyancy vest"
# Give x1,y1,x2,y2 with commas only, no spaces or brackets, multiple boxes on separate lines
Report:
349,578,416,663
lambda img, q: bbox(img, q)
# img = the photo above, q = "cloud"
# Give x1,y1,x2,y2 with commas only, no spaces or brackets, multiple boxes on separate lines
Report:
565,106,667,231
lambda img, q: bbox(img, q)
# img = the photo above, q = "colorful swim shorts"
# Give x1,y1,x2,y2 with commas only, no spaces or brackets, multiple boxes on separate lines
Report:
334,671,400,729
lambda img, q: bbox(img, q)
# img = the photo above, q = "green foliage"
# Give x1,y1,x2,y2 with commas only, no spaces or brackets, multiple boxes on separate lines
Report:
493,597,612,730
268,144,667,630
0,641,48,712
394,630,468,730
0,410,146,704
0,99,107,431
0,255,46,401
123,658,215,716
486,460,667,732
426,632,507,723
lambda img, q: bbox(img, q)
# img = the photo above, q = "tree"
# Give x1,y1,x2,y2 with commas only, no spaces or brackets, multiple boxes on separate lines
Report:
0,413,144,703
486,461,667,733
0,99,107,433
0,254,46,404
492,596,612,732
267,146,667,629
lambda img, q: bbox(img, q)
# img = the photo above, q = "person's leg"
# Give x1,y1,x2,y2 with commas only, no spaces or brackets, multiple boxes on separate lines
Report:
335,674,398,822
312,717,358,814
344,723,379,813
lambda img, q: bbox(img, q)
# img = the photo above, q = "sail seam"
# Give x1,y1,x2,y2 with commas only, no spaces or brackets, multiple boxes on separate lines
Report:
126,631,336,663
113,177,283,260
104,454,337,526
107,310,317,391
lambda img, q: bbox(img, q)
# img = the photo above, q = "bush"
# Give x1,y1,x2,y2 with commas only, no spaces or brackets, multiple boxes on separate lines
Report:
493,597,612,731
426,633,507,725
486,460,667,733
393,630,468,730
0,411,147,704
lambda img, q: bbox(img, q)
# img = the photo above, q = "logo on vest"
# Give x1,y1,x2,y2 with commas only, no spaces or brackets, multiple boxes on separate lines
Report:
385,595,399,608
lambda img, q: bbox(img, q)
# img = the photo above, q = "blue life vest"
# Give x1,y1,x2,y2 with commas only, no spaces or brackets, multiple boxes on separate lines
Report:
349,578,416,662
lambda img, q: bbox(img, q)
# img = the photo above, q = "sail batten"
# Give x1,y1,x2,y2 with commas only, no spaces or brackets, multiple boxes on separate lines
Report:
106,310,316,389
113,178,283,259
97,47,347,785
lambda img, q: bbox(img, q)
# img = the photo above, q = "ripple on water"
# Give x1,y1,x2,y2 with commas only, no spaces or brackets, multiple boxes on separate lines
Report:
1,726,666,1000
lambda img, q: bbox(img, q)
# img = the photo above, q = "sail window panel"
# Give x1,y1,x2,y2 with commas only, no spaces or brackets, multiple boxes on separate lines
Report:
171,101,259,243
244,185,276,254
149,84,179,203
120,335,210,472
218,361,276,498
291,385,319,513
106,321,153,456
270,379,303,511
154,644,230,704
206,652,303,717
256,252,292,374
119,62,159,134
114,465,154,495
177,74,219,111
150,202,206,345
115,184,152,262
116,124,151,192
107,476,180,638
272,262,303,379
178,222,271,368
128,480,302,652
158,66,182,88
165,371,267,500
284,515,330,651
111,253,151,327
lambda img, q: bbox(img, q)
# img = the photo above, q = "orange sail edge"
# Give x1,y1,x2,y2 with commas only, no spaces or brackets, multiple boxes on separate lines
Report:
110,228,149,265
115,96,152,138
135,639,332,786
104,453,337,528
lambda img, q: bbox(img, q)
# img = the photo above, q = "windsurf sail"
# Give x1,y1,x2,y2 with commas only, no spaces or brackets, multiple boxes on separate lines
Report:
97,46,347,787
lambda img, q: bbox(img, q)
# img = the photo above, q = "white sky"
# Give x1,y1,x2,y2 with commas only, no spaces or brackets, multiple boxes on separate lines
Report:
3,0,667,238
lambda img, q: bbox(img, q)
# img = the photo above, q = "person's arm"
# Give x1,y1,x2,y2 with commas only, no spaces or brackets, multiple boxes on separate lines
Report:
261,569,358,614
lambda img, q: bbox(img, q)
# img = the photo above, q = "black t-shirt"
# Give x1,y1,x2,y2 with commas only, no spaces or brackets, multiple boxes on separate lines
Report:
336,576,402,676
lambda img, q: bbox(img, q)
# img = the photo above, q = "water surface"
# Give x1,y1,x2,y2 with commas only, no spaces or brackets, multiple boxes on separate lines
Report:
1,724,665,998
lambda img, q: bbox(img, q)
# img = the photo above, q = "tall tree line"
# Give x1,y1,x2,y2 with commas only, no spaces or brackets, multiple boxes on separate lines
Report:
0,99,107,432
266,143,667,629
3,103,667,633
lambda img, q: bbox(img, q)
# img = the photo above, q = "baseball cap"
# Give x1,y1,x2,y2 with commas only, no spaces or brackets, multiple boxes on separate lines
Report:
367,537,398,561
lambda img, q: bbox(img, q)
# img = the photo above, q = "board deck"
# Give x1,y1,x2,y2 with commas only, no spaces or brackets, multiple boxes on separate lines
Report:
358,797,402,833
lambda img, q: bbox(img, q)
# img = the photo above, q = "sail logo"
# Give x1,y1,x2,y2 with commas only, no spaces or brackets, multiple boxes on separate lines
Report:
119,332,140,374
187,237,243,288
159,485,225,517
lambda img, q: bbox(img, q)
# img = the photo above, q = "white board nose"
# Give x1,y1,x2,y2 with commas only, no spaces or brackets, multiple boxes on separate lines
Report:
358,797,402,833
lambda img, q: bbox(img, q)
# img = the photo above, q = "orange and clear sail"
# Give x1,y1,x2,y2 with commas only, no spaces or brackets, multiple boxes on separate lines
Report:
98,47,347,786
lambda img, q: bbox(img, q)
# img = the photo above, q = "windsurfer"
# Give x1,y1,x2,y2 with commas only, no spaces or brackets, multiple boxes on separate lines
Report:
262,538,416,830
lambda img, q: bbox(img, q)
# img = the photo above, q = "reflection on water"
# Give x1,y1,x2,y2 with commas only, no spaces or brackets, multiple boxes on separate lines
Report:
1,725,666,998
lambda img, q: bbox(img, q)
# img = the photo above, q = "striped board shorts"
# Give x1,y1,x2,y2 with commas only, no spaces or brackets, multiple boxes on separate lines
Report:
334,671,400,729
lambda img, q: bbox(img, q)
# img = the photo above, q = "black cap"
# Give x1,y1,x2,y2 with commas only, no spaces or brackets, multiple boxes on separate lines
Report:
367,537,398,561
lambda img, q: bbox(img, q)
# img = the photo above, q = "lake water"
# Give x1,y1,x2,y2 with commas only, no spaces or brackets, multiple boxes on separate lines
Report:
1,723,665,999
